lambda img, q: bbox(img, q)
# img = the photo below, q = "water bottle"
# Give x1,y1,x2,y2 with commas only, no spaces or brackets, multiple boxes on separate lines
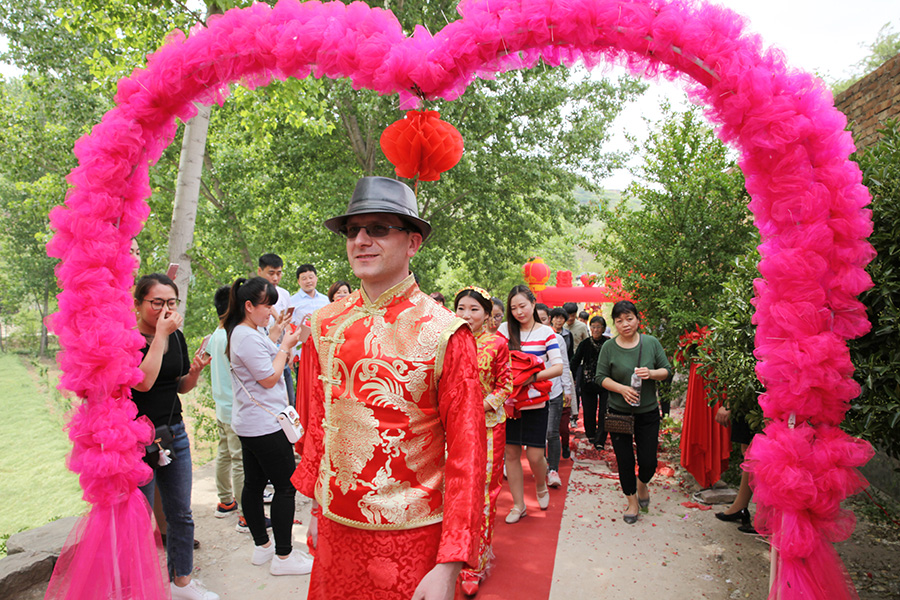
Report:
628,369,643,406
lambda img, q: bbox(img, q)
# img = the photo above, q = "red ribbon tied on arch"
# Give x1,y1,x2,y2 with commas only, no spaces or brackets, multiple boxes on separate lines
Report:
380,110,464,182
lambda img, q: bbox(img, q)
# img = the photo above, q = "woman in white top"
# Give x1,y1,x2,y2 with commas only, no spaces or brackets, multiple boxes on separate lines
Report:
224,277,309,576
497,285,563,523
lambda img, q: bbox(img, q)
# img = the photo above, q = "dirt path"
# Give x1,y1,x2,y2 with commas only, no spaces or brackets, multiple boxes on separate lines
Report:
549,434,770,599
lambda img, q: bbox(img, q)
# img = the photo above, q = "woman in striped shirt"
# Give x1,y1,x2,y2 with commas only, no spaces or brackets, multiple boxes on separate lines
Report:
497,285,563,524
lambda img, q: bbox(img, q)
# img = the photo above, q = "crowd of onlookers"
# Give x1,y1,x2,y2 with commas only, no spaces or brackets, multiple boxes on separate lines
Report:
129,244,720,599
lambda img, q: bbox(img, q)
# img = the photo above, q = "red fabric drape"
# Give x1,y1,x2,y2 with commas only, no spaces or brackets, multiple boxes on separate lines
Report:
679,362,731,488
293,336,317,453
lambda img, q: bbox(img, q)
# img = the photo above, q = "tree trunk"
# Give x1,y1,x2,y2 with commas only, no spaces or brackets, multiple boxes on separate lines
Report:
39,286,49,358
167,103,212,315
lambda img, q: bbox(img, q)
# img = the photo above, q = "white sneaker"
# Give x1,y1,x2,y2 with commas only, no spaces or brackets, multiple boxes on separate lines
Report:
170,580,220,600
547,470,562,488
252,543,276,565
269,550,314,576
263,484,275,504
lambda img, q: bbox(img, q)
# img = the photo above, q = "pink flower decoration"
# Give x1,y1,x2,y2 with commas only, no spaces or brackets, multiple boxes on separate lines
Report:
46,1,874,598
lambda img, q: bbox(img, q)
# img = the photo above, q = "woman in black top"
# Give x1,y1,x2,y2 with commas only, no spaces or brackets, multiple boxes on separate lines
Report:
570,316,610,449
132,274,217,600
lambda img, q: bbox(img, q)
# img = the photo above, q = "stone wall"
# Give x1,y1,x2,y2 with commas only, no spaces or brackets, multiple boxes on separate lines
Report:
834,52,900,150
835,51,900,505
0,517,78,599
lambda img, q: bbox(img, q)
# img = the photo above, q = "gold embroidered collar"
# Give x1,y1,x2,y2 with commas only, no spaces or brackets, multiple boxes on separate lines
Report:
359,273,418,309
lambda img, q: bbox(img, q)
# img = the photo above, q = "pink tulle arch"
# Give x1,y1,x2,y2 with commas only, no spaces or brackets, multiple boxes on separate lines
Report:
46,1,875,598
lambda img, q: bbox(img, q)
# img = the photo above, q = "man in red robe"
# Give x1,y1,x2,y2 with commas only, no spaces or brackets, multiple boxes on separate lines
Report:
292,177,486,600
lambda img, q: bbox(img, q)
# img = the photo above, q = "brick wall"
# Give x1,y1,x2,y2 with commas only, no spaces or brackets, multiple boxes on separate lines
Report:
834,52,900,150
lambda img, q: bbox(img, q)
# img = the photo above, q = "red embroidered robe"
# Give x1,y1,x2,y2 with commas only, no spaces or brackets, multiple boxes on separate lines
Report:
293,274,486,568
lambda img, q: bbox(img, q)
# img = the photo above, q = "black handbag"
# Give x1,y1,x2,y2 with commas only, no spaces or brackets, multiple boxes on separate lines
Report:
144,424,175,468
144,379,179,468
604,336,642,436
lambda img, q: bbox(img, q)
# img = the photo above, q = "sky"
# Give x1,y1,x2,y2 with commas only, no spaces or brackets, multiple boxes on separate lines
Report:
602,0,899,190
1,0,896,189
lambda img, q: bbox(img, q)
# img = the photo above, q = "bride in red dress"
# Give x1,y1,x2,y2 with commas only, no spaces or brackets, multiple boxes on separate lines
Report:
454,287,513,596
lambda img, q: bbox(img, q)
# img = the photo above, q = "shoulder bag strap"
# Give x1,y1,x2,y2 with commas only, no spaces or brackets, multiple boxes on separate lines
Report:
630,334,643,416
230,364,279,419
166,330,183,426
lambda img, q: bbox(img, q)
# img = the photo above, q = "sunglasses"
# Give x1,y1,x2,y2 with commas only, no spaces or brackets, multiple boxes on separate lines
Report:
339,223,410,239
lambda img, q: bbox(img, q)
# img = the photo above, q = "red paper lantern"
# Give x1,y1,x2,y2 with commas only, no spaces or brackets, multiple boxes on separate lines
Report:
523,257,551,292
380,110,464,181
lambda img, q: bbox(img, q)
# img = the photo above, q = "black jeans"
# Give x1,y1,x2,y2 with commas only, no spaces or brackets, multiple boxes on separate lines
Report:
581,382,608,446
609,408,660,496
239,430,297,556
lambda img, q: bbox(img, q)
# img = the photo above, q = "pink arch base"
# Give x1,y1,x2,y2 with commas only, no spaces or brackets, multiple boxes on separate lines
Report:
46,1,875,598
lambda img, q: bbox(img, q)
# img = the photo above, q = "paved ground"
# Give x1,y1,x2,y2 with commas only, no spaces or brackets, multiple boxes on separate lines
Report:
186,431,771,599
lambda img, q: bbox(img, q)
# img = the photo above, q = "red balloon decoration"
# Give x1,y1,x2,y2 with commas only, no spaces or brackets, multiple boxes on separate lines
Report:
380,110,464,181
523,257,551,292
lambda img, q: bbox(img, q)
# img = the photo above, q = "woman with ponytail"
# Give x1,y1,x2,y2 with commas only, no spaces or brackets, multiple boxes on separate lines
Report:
497,285,563,524
224,277,311,576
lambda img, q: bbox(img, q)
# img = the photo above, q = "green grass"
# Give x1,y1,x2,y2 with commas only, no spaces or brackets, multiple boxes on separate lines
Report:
0,353,86,557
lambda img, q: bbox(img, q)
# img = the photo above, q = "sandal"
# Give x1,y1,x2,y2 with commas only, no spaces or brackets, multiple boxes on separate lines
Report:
537,487,550,510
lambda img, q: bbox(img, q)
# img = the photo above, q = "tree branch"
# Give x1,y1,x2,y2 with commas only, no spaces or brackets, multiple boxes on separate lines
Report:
421,192,467,219
170,0,208,26
339,100,370,171
200,154,255,272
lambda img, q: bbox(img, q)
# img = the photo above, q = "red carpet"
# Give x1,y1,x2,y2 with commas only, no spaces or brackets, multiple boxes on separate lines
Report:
461,456,573,599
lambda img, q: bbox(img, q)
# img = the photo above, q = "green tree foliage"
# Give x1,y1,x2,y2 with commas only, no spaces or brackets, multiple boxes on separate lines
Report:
591,103,755,354
696,245,764,432
846,120,900,457
833,22,900,94
1,0,646,349
0,75,111,355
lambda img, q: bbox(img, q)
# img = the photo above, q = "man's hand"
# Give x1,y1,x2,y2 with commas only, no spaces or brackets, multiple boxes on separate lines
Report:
307,514,318,550
715,406,731,426
411,562,462,600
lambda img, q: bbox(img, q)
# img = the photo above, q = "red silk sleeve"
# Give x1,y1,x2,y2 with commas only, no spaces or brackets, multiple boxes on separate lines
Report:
486,340,513,410
291,336,324,499
436,326,487,567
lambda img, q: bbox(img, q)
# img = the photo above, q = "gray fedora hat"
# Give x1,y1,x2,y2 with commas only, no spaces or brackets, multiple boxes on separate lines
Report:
324,176,432,241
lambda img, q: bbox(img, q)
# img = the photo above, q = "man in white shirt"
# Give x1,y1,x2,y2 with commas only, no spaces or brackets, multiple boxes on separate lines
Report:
289,264,330,364
289,264,330,328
